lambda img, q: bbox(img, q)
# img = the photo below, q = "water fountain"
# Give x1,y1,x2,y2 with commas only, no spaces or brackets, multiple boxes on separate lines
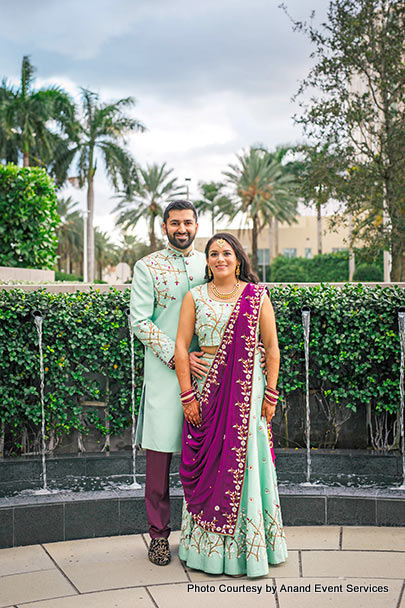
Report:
32,310,50,494
1,290,403,549
301,305,311,484
126,310,141,489
398,307,405,488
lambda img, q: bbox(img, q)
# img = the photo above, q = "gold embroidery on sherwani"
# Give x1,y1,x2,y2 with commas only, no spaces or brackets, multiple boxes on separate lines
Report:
143,251,185,309
133,249,189,365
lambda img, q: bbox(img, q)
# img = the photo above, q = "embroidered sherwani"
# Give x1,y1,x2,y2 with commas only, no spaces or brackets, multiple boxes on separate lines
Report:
130,245,206,453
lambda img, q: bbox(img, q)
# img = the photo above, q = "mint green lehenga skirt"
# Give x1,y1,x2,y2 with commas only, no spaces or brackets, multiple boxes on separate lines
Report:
178,352,288,578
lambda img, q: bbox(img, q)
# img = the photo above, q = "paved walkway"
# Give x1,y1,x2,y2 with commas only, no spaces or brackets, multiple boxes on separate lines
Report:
0,527,404,608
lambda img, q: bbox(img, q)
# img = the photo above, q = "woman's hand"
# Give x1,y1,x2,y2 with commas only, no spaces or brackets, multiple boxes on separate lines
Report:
183,398,201,427
261,398,276,424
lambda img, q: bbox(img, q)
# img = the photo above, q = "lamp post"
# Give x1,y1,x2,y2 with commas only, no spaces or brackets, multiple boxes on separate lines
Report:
83,209,88,283
185,177,191,200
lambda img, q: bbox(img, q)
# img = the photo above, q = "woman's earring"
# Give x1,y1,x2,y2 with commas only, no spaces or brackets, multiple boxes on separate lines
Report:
208,266,212,279
236,264,240,278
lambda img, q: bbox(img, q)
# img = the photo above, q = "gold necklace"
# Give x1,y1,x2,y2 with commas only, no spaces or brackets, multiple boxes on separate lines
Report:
211,281,240,300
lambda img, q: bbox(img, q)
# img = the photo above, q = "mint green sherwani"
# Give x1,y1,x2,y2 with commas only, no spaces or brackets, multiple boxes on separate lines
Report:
130,245,206,453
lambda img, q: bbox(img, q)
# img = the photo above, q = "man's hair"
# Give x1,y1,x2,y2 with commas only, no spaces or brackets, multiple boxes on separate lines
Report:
163,200,198,224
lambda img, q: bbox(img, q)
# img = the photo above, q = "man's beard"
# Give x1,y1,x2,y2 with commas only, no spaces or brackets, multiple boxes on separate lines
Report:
167,231,195,250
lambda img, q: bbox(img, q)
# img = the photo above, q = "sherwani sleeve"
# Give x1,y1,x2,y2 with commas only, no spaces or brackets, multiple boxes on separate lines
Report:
130,259,175,368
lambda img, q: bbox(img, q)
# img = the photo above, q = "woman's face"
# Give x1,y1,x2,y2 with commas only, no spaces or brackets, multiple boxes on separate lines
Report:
207,239,239,280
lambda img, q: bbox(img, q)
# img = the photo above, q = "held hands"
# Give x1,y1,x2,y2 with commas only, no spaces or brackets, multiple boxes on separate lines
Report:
189,351,210,379
182,399,201,427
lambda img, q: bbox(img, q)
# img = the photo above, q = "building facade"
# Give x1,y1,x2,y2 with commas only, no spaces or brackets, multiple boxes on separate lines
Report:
195,215,354,260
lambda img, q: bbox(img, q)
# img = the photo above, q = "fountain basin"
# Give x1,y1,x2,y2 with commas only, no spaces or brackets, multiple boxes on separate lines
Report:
0,449,404,548
0,449,403,497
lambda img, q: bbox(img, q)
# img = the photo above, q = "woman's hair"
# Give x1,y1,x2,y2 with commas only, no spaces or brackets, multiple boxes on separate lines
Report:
204,232,259,283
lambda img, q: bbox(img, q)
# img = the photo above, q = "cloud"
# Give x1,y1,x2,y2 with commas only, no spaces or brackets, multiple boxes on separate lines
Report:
1,0,326,101
0,0,328,237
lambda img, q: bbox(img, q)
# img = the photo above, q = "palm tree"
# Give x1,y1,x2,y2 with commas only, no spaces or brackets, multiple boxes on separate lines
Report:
114,162,185,252
287,143,337,255
56,197,83,274
117,232,152,270
95,229,119,281
194,181,233,234
65,88,145,282
0,56,73,168
223,147,298,273
262,145,301,260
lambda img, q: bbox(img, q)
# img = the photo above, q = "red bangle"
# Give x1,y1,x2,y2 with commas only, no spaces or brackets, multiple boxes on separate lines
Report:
181,395,195,405
180,389,194,398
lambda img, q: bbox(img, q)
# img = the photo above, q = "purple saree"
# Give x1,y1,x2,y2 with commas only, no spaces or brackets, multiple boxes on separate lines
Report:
180,282,276,537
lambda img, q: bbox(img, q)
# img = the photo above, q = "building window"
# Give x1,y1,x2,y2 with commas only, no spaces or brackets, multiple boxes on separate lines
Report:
282,248,297,258
332,247,348,253
305,248,312,259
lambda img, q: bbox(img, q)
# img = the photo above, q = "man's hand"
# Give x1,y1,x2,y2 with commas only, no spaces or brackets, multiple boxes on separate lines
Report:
189,351,210,379
183,399,201,427
258,344,266,371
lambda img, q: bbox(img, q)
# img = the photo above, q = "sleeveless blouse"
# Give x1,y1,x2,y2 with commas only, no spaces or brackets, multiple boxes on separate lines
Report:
190,283,241,347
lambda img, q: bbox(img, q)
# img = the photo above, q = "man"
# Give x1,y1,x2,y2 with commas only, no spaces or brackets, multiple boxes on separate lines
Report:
130,200,208,566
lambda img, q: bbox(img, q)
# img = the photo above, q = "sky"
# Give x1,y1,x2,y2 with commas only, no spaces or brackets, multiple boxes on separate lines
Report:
0,0,329,240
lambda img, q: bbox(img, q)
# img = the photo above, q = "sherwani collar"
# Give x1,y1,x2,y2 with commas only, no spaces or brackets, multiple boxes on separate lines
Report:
166,243,196,258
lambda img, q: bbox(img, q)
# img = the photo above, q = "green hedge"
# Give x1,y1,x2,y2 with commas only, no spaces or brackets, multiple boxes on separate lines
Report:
54,271,83,282
269,283,403,416
0,288,143,455
0,164,59,269
270,250,383,282
0,283,403,455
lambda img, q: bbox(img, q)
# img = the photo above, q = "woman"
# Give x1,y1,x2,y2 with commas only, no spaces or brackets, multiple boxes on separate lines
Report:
175,233,287,578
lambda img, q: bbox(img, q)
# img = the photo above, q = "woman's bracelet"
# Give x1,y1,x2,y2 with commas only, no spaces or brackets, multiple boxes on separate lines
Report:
180,389,194,398
180,389,196,405
264,386,279,406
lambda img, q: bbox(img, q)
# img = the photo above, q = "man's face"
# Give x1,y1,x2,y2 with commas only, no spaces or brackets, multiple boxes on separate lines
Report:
163,209,198,250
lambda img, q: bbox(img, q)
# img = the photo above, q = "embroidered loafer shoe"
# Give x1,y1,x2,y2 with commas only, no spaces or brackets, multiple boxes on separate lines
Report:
148,538,171,566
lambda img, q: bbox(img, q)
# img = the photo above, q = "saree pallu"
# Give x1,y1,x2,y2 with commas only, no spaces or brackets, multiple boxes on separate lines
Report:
179,283,288,577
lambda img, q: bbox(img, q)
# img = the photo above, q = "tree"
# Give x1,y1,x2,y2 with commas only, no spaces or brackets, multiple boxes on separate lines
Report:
286,143,339,255
94,229,119,280
65,88,145,282
0,56,74,169
223,147,298,272
258,144,303,259
116,232,152,270
283,0,405,280
56,197,83,274
194,181,232,234
114,162,184,252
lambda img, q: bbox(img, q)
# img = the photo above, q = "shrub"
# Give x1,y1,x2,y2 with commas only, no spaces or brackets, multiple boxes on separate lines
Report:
0,283,403,454
55,271,83,282
353,263,383,282
0,164,59,269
